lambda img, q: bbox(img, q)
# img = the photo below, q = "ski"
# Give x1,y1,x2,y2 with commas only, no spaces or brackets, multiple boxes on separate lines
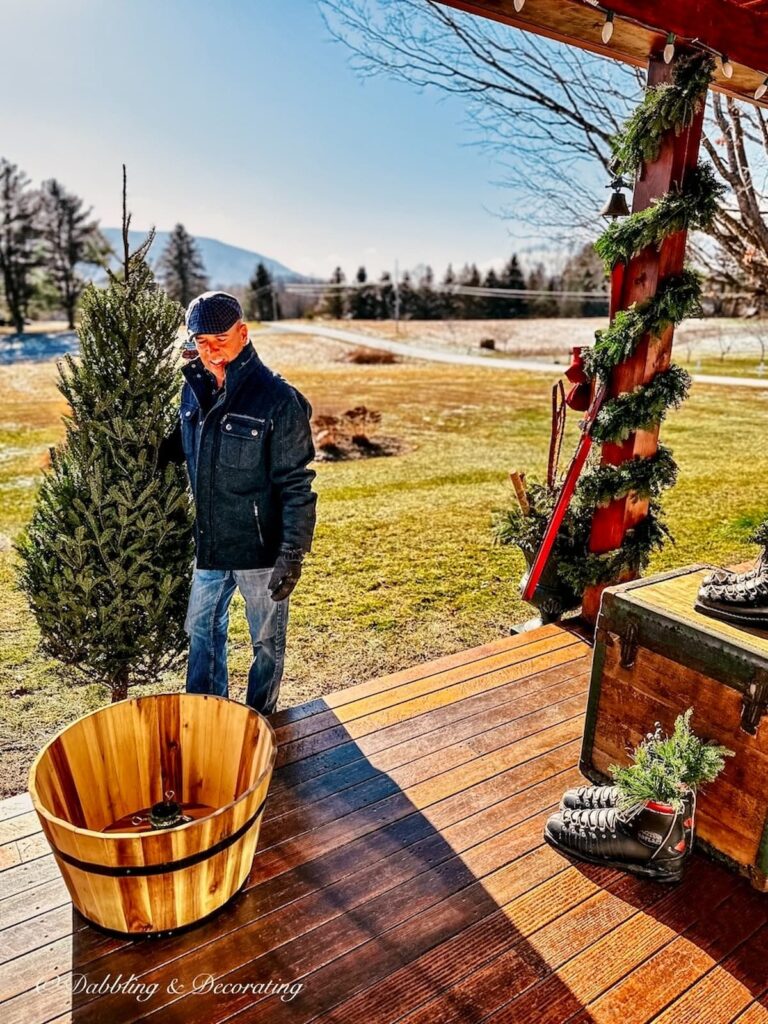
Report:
521,381,607,603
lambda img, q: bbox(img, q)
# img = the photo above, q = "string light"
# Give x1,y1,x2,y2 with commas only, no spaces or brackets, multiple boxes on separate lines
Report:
602,12,615,44
513,0,525,12
663,33,676,64
721,54,734,79
755,77,768,101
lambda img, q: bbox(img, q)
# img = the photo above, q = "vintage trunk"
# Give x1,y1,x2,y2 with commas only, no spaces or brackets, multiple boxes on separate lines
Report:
581,564,768,890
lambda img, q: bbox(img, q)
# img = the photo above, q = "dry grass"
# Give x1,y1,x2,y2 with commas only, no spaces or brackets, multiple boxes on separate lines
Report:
1,330,767,795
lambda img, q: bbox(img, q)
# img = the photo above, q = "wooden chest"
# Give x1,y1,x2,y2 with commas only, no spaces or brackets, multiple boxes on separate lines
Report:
581,564,768,890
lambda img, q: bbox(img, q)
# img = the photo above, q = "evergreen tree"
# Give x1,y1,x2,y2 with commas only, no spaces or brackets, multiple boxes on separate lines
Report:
397,270,416,319
499,253,527,317
349,265,377,319
482,267,506,319
39,178,110,329
377,270,394,319
0,158,42,332
414,265,441,319
245,261,280,321
321,266,347,319
16,169,194,701
526,262,559,317
561,242,609,316
156,222,208,307
440,263,458,319
456,262,483,319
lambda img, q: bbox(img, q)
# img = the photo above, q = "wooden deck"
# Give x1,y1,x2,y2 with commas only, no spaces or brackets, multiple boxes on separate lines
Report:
2,621,768,1023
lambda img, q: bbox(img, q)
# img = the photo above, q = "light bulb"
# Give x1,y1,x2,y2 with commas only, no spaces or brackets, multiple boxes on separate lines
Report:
513,0,525,11
602,12,614,44
755,77,768,101
721,54,734,79
663,33,675,64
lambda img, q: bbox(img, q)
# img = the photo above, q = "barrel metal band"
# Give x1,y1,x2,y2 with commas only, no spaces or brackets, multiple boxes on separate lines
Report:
52,796,267,877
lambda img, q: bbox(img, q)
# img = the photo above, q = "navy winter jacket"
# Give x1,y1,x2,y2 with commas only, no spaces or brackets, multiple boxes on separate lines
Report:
163,341,317,570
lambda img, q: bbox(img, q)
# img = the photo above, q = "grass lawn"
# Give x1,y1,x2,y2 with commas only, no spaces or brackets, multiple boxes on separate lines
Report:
1,330,767,796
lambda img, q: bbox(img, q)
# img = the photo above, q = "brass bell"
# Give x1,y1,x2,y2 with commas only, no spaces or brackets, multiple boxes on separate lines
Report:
601,175,632,219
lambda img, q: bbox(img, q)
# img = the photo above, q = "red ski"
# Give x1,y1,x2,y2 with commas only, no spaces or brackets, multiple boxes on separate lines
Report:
521,381,607,603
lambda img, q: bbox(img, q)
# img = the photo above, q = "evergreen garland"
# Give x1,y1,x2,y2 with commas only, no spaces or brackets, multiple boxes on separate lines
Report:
595,163,725,270
591,365,692,444
556,500,672,592
583,269,702,381
609,709,734,811
577,444,678,507
497,53,721,604
610,53,716,177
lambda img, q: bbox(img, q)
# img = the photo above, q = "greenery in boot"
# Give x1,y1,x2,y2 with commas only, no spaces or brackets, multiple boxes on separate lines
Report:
609,709,734,812
15,171,194,702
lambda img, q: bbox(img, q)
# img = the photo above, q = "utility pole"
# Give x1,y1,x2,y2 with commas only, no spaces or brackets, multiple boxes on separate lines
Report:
393,258,400,334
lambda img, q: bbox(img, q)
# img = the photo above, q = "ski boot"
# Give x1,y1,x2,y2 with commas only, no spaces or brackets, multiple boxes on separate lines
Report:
560,783,620,810
695,548,768,627
544,797,692,882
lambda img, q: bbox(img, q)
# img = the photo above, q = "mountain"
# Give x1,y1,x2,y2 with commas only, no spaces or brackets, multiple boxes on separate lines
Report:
95,229,310,286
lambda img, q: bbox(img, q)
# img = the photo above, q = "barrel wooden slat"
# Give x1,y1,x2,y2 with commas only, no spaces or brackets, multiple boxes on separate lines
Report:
27,694,276,935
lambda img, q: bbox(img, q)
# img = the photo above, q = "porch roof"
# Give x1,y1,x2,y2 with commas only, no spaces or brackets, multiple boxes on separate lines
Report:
438,0,768,106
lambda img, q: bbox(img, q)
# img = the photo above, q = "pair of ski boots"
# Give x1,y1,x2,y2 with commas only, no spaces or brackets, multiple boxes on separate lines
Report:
695,545,768,628
544,783,695,883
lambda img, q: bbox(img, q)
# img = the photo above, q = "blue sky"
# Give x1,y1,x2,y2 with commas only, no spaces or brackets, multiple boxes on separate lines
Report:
5,0,562,280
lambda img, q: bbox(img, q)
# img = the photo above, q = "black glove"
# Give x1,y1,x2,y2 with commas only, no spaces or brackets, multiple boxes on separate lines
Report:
268,548,304,601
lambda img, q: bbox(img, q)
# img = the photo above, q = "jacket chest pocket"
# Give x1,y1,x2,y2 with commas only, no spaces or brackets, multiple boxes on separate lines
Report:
218,414,267,470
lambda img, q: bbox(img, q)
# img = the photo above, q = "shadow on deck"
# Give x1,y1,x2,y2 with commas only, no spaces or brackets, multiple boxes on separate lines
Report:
2,622,768,1023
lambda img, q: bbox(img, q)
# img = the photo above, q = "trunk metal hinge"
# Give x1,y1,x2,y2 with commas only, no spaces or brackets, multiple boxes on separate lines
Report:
619,622,639,669
741,669,768,735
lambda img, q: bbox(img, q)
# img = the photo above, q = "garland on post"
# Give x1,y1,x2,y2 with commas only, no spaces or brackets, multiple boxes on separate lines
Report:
594,163,724,268
571,51,720,587
609,52,716,176
494,51,722,606
591,365,692,444
576,444,678,507
583,270,702,380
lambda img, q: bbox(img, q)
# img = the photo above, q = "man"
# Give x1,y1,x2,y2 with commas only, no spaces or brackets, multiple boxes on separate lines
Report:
163,290,317,714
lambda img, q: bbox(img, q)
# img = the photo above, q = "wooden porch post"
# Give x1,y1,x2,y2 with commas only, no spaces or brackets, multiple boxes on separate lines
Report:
581,50,707,623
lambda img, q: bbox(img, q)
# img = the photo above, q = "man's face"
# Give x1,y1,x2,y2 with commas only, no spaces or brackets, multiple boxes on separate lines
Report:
195,319,249,385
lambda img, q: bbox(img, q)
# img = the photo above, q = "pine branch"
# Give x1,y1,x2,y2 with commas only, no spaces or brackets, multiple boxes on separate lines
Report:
577,444,678,507
591,365,692,444
610,52,715,177
595,163,726,270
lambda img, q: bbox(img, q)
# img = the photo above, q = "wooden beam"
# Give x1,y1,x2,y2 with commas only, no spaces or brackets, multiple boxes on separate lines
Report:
581,52,707,622
438,0,768,107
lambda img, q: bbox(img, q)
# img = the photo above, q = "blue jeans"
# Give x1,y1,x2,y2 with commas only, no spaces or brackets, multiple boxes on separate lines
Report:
184,566,289,714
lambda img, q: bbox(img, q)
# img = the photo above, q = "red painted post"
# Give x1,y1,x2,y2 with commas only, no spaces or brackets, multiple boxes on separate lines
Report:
581,51,707,623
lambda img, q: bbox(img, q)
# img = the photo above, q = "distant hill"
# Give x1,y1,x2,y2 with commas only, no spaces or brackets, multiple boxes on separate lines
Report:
94,229,310,287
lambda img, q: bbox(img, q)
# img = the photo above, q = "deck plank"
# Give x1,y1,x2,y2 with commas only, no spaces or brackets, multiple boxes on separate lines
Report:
1,623,765,1024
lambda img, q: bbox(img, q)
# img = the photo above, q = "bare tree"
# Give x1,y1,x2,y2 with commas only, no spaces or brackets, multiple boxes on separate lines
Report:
320,0,768,308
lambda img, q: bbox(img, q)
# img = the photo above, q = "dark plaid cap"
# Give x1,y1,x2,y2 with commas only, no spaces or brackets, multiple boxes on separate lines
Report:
185,291,243,336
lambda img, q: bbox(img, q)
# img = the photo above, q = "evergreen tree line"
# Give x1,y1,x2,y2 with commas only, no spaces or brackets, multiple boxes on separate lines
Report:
317,248,608,321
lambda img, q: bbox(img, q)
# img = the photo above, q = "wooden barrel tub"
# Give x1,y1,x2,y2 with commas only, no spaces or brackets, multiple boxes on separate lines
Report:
28,693,277,936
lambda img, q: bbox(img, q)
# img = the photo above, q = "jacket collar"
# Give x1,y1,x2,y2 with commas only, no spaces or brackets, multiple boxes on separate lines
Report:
183,340,260,407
